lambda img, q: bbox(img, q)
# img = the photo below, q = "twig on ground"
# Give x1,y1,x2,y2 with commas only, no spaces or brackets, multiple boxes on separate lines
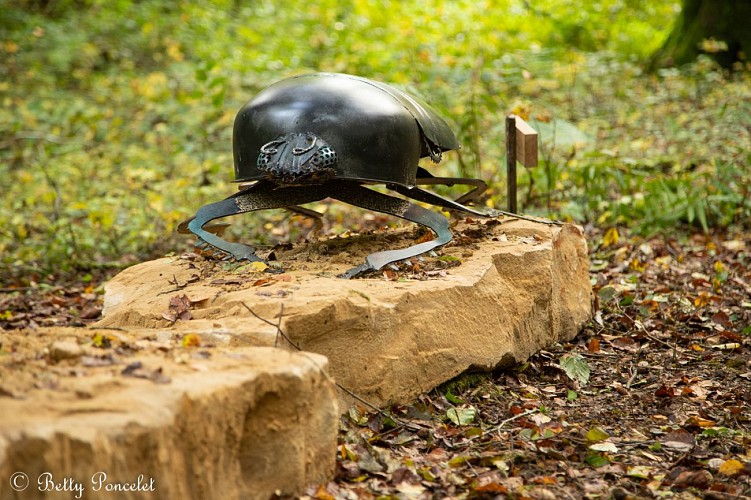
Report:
491,408,539,436
626,365,639,388
274,303,284,348
242,302,300,350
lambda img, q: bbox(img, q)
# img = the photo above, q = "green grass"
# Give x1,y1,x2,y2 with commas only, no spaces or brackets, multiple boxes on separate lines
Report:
1,0,749,279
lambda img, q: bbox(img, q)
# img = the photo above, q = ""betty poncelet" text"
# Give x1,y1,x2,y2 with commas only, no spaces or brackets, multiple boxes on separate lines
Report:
37,471,155,498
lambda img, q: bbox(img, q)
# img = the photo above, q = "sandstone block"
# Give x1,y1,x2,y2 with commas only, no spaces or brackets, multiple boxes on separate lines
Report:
98,218,592,407
0,328,338,500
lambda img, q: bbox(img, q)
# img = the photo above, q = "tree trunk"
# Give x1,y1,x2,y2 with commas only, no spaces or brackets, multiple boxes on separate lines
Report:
651,0,751,69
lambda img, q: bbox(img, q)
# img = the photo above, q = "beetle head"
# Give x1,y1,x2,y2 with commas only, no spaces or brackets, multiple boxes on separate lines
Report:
256,132,337,184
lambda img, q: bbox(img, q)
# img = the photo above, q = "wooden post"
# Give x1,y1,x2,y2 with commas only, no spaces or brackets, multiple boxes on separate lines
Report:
505,114,538,213
505,115,517,213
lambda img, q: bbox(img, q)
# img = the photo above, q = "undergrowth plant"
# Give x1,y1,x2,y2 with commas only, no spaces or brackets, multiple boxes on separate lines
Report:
1,0,749,278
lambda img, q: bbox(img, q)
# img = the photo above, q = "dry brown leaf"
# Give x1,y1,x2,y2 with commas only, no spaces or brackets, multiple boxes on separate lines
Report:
672,469,712,488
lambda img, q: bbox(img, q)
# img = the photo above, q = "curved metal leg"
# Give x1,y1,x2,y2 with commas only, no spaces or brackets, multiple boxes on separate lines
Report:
333,182,453,278
394,184,561,225
393,184,488,217
178,181,330,261
415,167,488,204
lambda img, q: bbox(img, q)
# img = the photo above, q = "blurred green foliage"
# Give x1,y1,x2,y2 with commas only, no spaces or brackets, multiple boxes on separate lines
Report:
1,0,749,277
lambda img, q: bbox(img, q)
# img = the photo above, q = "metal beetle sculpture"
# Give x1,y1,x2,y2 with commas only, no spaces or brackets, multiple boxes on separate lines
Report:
179,72,538,278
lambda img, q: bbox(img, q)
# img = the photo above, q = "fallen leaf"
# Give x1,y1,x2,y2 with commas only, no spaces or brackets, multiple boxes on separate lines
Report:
531,476,558,485
395,482,426,495
589,442,619,453
694,292,712,307
597,285,617,302
721,240,746,251
448,455,472,467
447,406,476,426
249,261,269,272
718,459,744,476
560,353,590,386
390,467,420,485
672,469,712,488
587,338,600,352
662,429,695,452
586,426,610,442
415,231,436,244
181,333,201,347
162,294,192,323
627,465,656,479
711,311,732,327
585,453,611,467
91,333,112,349
685,415,716,428
340,444,357,461
312,484,335,500
474,482,508,493
655,384,677,397
602,227,619,247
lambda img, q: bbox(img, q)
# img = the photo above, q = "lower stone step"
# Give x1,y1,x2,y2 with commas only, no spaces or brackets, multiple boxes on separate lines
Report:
0,327,338,499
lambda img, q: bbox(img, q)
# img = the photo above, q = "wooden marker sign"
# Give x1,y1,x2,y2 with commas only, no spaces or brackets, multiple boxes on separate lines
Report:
514,117,538,168
505,115,539,213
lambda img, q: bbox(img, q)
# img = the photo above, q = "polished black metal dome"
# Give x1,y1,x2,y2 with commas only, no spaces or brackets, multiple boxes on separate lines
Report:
232,72,459,187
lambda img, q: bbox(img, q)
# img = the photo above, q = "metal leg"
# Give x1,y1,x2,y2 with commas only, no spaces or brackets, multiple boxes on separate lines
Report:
415,167,488,204
394,184,561,225
178,181,330,261
393,184,489,217
333,182,453,278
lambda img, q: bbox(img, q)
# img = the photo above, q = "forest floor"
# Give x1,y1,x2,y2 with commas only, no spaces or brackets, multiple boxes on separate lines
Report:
1,224,750,499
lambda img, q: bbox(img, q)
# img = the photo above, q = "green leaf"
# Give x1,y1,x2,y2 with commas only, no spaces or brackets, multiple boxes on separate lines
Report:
448,455,471,467
464,427,483,438
700,427,734,438
560,353,591,386
445,389,463,404
438,255,461,263
586,426,610,442
418,467,437,482
585,453,611,467
446,406,476,426
597,285,618,302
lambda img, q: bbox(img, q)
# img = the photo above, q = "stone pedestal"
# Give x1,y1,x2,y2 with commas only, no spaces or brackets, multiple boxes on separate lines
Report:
98,218,592,406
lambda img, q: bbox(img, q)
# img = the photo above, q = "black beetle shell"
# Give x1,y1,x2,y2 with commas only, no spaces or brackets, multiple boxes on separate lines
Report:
233,73,459,187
